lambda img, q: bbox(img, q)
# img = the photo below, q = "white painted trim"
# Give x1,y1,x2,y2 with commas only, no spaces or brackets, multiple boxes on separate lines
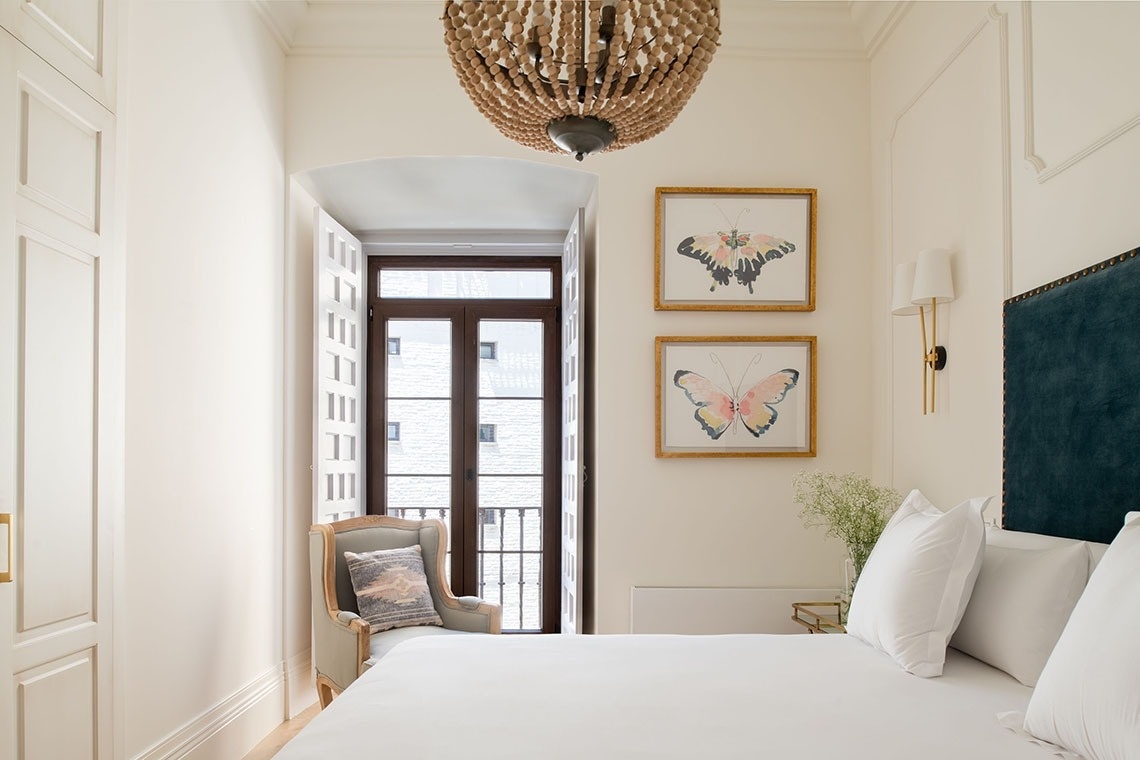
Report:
994,5,1013,301
1020,1,1140,183
717,48,868,62
287,45,870,63
284,648,314,718
251,1,298,54
360,228,565,258
130,665,284,760
364,242,563,257
862,1,913,60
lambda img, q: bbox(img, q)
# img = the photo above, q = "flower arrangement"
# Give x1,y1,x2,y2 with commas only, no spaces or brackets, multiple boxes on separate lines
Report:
792,470,902,591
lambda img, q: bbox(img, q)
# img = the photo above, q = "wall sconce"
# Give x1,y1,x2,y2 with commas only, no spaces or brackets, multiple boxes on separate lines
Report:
892,249,956,415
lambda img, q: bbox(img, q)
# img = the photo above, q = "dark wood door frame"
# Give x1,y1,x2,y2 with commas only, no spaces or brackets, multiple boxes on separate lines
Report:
365,256,562,632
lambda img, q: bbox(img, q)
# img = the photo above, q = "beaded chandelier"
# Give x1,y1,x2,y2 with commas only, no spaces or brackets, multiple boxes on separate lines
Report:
442,1,721,161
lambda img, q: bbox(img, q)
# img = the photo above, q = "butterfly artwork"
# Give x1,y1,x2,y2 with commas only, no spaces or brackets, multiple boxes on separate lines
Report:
672,353,799,440
675,207,797,294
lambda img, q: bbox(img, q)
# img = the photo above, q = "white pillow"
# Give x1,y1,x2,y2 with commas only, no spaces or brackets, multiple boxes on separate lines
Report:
845,489,988,677
1023,515,1140,759
986,526,1108,577
951,540,1088,686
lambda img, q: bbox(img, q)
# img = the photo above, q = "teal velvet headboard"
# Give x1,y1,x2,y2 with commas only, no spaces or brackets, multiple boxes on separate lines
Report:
1003,246,1140,544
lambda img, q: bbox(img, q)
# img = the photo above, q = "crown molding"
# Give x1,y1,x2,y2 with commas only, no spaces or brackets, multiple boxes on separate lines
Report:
850,1,910,59
251,0,305,53
258,0,903,61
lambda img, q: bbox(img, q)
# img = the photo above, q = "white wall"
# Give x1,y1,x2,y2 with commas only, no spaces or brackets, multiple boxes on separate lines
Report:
869,2,1140,508
122,2,286,756
286,11,872,633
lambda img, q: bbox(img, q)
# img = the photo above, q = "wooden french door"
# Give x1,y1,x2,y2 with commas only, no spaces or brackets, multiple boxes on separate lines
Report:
367,259,561,633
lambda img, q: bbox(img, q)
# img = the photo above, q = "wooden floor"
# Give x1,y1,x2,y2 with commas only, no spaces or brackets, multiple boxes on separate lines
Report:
242,703,320,760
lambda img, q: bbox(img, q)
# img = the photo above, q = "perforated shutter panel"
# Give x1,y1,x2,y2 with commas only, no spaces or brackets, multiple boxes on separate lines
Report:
314,208,365,524
560,209,585,633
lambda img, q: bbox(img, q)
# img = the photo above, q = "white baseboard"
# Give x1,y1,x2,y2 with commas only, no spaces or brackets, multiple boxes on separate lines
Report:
285,648,316,719
132,664,285,760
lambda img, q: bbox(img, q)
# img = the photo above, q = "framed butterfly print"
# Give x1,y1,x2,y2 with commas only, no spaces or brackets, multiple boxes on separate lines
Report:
655,336,816,458
654,187,816,311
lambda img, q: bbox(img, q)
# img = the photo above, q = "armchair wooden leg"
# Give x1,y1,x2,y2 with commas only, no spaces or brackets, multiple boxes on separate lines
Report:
315,675,339,710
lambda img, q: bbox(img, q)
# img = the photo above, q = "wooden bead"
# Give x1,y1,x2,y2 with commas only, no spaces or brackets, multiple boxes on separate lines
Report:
443,0,721,155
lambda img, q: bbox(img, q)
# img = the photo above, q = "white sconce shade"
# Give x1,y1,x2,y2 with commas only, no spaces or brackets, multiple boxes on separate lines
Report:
911,248,956,305
891,262,920,316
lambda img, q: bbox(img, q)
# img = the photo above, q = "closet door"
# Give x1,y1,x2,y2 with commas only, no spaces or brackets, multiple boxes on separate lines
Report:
0,31,118,760
0,0,117,108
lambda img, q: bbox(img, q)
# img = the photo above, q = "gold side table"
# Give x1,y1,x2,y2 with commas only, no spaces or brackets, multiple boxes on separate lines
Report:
791,601,846,634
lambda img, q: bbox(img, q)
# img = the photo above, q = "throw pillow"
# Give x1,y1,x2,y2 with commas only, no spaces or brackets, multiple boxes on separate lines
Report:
344,545,442,633
845,489,988,677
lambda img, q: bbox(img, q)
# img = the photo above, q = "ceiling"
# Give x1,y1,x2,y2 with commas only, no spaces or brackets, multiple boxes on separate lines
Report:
298,156,597,239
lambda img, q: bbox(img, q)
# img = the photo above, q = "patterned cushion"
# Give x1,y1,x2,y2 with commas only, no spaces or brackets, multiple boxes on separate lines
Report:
344,546,442,633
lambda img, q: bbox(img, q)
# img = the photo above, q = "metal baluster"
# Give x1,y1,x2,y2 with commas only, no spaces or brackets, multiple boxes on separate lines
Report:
498,506,506,612
517,507,525,629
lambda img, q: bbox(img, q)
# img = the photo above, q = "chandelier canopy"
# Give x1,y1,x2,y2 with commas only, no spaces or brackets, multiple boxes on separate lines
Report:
443,1,721,161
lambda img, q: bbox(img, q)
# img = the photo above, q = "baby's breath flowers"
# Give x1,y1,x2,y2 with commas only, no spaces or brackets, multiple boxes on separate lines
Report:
792,471,902,586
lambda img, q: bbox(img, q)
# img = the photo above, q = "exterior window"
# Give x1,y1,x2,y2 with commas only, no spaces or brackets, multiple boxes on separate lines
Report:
479,341,498,360
387,337,401,355
387,422,400,441
478,423,496,443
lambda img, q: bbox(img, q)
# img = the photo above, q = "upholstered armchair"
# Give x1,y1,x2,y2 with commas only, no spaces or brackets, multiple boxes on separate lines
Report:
309,515,502,707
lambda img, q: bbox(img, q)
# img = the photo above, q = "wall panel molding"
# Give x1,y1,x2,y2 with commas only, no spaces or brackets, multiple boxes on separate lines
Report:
884,5,1011,483
1021,1,1140,183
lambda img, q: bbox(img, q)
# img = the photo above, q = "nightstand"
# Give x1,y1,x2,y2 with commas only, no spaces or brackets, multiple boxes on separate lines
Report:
791,601,846,634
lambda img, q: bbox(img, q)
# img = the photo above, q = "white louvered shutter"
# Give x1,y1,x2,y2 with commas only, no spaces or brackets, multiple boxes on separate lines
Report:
314,208,365,523
560,209,585,633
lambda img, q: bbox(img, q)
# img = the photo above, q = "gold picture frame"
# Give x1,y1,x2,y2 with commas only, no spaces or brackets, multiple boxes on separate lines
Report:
655,335,817,458
654,187,817,311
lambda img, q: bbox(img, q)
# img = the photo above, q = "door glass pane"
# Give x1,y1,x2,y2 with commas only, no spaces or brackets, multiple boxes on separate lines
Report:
478,320,543,398
385,317,453,577
386,319,451,398
386,399,451,474
380,270,553,299
477,400,542,474
476,317,545,631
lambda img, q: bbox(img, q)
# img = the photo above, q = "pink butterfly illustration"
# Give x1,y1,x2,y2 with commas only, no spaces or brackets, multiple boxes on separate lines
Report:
676,208,796,293
673,354,798,439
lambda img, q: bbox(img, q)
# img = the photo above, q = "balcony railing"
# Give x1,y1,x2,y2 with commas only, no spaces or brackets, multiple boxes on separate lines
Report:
387,506,542,632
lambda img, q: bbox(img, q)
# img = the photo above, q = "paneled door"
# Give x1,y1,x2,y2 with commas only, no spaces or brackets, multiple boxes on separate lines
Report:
0,31,119,760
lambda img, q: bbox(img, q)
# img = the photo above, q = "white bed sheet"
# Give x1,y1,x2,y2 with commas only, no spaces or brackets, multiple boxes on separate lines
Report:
278,634,1069,760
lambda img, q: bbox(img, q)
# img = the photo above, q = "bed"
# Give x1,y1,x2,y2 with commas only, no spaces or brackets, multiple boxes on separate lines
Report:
279,247,1140,760
277,633,1059,760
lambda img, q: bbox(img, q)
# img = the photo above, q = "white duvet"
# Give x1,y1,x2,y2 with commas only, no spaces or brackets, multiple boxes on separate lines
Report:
277,633,1068,759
